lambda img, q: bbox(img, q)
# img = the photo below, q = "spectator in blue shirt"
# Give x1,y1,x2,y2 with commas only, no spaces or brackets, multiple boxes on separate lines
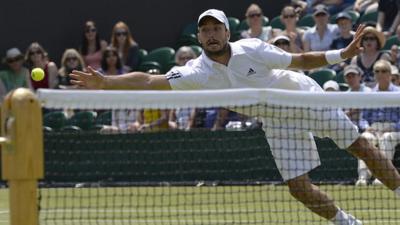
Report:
356,59,400,186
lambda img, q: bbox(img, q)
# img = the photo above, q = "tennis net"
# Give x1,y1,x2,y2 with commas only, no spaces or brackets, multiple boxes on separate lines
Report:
35,88,400,225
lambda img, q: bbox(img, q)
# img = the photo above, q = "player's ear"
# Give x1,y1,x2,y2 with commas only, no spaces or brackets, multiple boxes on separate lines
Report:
227,29,231,41
197,32,201,44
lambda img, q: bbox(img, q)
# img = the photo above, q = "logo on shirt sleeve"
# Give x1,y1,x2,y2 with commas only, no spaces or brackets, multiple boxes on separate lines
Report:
166,70,182,80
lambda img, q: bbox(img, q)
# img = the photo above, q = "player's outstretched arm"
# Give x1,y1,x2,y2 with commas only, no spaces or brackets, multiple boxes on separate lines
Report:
289,24,365,70
70,67,172,90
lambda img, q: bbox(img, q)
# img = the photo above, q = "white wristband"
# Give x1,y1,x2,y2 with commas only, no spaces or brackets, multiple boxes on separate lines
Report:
325,49,344,65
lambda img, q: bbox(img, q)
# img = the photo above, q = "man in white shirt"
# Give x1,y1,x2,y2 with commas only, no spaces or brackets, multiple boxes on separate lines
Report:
71,9,400,225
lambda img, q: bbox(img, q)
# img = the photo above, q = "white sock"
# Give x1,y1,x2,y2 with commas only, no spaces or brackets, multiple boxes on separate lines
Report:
395,186,400,196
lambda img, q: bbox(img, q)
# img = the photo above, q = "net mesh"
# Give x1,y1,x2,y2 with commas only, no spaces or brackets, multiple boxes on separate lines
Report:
36,89,400,225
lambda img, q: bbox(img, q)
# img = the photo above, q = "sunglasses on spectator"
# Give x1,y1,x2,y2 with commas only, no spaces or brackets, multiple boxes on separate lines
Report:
283,14,296,19
362,36,377,42
85,28,97,33
106,54,117,58
248,13,262,18
66,57,78,62
7,57,22,63
178,56,194,61
374,69,389,73
115,31,128,37
29,50,42,56
315,13,327,17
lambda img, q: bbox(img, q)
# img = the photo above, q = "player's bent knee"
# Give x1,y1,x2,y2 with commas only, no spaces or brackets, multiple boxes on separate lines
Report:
287,174,312,199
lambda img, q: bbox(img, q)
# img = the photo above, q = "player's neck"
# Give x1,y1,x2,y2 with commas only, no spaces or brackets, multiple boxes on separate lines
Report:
205,44,231,66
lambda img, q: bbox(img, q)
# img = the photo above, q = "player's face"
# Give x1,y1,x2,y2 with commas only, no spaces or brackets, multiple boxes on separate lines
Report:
198,17,230,57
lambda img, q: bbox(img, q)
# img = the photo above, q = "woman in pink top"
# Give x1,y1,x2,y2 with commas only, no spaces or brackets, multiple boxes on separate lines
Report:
24,42,58,90
79,21,107,70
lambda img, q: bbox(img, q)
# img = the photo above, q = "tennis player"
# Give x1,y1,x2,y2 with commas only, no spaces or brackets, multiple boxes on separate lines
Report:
70,9,400,225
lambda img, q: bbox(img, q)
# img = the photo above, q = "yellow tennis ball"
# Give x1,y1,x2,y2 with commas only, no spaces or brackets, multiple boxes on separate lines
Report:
31,68,45,81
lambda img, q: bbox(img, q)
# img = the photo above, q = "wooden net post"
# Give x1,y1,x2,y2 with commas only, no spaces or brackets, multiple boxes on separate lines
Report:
0,88,43,225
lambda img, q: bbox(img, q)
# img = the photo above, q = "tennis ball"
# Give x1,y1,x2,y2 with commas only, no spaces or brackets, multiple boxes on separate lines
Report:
31,68,45,81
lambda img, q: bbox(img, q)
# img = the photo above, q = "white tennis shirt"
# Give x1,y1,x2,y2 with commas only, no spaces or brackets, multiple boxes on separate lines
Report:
166,38,297,90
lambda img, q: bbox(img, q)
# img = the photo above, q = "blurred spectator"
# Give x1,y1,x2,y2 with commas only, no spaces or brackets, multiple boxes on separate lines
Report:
79,21,107,70
329,12,355,73
25,42,58,90
240,3,278,42
357,59,400,186
344,65,371,92
169,46,198,130
99,46,125,75
271,35,291,52
350,26,390,87
353,0,378,15
57,49,85,89
136,69,169,132
98,47,137,134
110,21,140,72
303,5,339,52
292,0,355,15
391,65,400,85
389,25,400,66
343,65,371,134
279,5,305,53
0,48,32,100
377,0,400,37
174,46,197,67
322,80,339,91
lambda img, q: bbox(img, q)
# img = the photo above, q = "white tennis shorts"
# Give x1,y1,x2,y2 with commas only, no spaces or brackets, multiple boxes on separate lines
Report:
262,70,359,181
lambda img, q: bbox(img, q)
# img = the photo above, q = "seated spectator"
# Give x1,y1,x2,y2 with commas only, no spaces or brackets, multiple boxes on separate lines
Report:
0,48,32,100
356,59,400,186
353,0,378,15
303,4,339,52
174,46,197,67
292,0,356,18
168,46,198,131
350,26,390,87
344,65,372,92
322,80,340,91
99,46,126,75
330,12,355,73
271,35,291,52
99,47,136,134
25,42,58,90
391,65,400,85
377,0,400,37
343,65,371,133
279,5,304,53
79,21,107,70
136,69,169,132
57,49,85,89
110,21,140,72
240,3,278,42
389,25,400,66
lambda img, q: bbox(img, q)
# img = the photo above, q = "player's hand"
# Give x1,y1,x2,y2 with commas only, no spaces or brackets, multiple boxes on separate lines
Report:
341,24,366,59
70,66,105,89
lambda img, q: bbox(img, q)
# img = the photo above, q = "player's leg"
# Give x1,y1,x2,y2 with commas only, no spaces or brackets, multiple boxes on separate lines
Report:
355,132,376,186
287,173,361,225
347,136,400,190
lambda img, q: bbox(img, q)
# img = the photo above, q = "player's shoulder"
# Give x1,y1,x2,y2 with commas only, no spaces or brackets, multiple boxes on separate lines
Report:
233,38,266,48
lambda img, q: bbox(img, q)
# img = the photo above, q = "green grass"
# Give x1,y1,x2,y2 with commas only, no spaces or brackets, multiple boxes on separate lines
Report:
0,185,399,224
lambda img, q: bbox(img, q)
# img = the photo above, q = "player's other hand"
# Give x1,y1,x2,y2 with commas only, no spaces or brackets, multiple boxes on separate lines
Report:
70,66,105,89
341,24,366,59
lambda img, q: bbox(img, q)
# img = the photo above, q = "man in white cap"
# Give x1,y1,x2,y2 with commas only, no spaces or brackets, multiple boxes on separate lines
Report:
0,47,32,100
71,9,400,225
